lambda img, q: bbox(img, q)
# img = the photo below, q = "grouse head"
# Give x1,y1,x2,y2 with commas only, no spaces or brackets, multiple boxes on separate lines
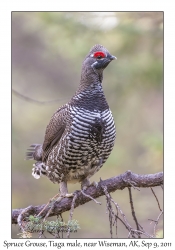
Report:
81,44,116,84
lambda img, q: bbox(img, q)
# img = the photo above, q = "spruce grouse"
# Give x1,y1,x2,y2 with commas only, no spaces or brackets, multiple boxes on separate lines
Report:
27,44,116,197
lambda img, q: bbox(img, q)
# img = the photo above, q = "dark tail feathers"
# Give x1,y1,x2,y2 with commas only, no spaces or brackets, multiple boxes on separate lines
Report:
26,144,43,161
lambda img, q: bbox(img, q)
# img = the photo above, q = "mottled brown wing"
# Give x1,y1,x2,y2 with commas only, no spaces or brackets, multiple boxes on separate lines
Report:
42,105,68,161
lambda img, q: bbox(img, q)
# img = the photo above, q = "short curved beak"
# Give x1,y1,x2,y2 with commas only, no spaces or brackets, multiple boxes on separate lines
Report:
110,55,117,61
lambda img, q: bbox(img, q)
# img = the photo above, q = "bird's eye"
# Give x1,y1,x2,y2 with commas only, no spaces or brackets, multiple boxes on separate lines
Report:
93,51,106,59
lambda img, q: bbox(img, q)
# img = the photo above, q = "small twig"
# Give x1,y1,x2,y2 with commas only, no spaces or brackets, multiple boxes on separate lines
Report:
44,195,64,221
49,232,57,238
148,219,157,224
150,188,162,211
128,231,132,238
12,88,65,105
115,215,130,231
110,196,131,229
138,223,144,230
37,193,61,219
130,184,140,191
67,193,78,238
69,193,78,221
37,201,50,218
38,231,46,238
57,214,63,238
103,187,113,238
81,190,101,205
132,229,153,238
102,185,136,238
115,208,119,237
128,187,141,238
17,206,33,231
153,211,163,237
109,195,135,238
43,205,55,221
110,193,152,238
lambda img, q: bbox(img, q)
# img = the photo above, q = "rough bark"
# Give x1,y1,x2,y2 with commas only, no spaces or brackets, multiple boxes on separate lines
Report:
12,171,163,224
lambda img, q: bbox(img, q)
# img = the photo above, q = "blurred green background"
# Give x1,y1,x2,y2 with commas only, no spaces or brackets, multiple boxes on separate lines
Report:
12,12,163,238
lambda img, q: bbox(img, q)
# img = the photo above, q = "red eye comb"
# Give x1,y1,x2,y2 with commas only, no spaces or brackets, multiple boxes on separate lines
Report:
93,51,106,58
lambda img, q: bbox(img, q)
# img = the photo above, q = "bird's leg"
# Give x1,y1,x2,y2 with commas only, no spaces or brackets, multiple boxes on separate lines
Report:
81,178,90,190
59,181,73,198
81,178,98,190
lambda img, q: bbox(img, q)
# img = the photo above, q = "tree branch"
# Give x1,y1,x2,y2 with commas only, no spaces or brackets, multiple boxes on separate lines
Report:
12,171,163,224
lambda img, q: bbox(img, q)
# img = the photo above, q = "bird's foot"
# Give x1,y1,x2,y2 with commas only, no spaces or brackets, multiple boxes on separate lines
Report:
91,181,98,188
82,180,98,190
55,192,74,202
61,193,74,198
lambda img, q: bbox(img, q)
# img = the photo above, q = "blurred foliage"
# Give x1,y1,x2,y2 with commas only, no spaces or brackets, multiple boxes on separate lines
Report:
12,12,163,238
18,215,80,238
